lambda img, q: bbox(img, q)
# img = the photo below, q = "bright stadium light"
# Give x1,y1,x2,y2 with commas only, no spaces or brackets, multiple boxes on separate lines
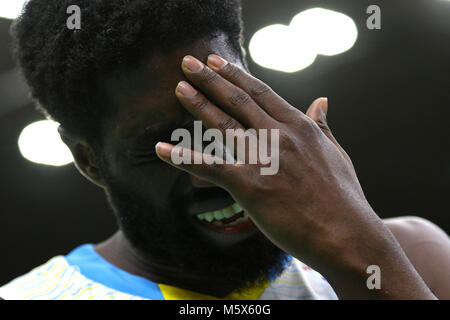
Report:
18,120,74,167
249,24,317,73
291,8,358,56
249,7,358,73
0,1,27,20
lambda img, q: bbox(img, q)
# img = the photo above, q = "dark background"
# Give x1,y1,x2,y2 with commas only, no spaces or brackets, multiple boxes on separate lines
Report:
0,0,449,285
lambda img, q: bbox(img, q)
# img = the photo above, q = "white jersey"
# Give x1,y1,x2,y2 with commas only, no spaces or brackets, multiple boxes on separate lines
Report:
0,244,338,300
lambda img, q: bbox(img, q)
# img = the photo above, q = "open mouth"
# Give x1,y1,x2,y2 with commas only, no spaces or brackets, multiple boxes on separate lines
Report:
194,203,256,233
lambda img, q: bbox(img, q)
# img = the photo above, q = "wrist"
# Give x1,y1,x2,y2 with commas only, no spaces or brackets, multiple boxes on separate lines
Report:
300,211,436,299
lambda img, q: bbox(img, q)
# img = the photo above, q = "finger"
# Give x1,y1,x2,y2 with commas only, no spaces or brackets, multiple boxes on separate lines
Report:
206,54,302,122
181,55,272,128
175,81,245,133
176,82,254,164
306,98,352,162
155,142,239,189
305,97,328,124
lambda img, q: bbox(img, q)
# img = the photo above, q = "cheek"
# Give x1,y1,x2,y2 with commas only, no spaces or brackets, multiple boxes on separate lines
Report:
132,164,181,195
105,148,186,202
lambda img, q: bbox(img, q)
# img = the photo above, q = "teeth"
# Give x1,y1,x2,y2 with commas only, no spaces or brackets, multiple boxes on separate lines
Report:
196,203,245,222
213,210,224,220
232,203,243,214
204,212,214,222
214,213,249,226
223,207,234,218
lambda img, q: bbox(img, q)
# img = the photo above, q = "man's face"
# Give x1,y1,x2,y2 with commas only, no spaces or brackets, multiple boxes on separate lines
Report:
96,35,288,292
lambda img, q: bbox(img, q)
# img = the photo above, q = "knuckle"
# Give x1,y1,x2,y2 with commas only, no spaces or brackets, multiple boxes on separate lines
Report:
223,63,242,82
200,68,219,85
191,96,209,112
275,109,296,122
250,83,272,98
217,117,240,131
228,91,251,107
298,116,319,132
279,131,295,149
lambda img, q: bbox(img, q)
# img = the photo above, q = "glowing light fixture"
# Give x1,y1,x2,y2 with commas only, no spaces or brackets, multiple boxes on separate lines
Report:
249,8,358,73
249,24,317,73
291,8,358,56
18,120,74,167
0,1,27,20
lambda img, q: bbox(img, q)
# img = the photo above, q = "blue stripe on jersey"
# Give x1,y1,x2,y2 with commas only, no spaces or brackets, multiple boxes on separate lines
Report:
65,244,164,300
268,255,292,282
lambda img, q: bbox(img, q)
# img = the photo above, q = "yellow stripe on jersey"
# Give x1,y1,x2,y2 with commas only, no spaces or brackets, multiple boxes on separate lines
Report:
158,279,270,300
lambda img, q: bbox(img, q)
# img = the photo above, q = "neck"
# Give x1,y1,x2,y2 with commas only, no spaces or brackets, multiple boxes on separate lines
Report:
94,231,235,298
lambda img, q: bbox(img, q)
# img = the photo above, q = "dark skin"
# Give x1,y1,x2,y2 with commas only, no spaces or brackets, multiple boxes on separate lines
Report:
61,35,438,299
154,55,437,299
62,35,267,297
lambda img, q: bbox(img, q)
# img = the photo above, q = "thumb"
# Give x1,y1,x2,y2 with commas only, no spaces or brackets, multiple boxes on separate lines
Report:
306,98,351,163
306,97,328,124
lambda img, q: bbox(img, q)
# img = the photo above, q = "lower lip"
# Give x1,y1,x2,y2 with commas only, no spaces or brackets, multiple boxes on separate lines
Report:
197,212,256,234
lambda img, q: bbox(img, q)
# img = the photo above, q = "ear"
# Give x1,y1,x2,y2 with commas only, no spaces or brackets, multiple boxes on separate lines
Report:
58,126,106,188
240,46,248,60
240,46,250,72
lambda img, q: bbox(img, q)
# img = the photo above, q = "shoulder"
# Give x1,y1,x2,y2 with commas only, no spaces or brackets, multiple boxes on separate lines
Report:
0,256,68,300
0,254,147,300
384,216,449,246
383,216,450,299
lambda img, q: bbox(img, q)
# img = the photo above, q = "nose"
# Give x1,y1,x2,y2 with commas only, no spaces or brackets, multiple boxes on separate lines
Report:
189,174,216,188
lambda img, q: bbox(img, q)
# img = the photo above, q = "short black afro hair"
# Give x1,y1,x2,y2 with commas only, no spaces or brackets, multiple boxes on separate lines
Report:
11,0,244,145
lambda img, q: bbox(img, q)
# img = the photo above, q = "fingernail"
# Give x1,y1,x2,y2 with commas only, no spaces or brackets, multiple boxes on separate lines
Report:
320,97,328,120
182,55,204,73
207,54,228,71
176,81,197,97
321,97,328,113
155,142,173,161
